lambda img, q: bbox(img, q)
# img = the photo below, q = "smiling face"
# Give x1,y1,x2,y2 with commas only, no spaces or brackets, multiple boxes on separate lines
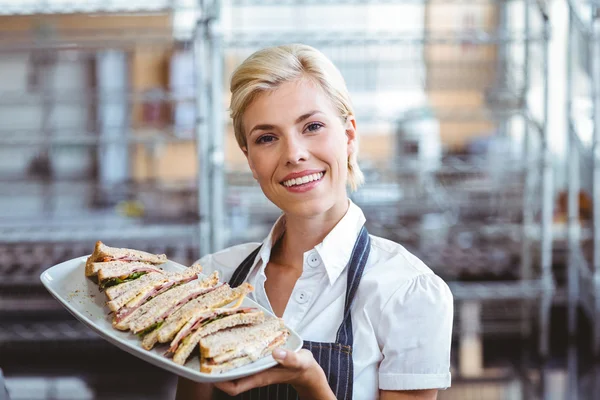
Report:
242,78,356,218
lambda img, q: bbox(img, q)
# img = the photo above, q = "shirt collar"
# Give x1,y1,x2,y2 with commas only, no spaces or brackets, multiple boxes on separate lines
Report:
315,200,366,284
253,200,366,285
255,213,286,277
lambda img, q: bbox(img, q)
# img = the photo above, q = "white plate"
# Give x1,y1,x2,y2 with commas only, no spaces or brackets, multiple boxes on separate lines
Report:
40,256,303,383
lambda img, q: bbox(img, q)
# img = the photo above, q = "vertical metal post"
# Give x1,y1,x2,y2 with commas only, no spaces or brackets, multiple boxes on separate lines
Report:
208,0,226,252
521,0,533,293
520,3,534,397
40,53,54,218
497,0,509,138
194,16,212,257
520,3,534,396
458,301,483,377
591,7,600,392
538,7,553,400
566,6,580,399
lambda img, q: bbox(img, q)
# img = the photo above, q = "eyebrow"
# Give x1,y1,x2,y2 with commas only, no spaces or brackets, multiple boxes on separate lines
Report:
295,110,322,124
248,110,323,137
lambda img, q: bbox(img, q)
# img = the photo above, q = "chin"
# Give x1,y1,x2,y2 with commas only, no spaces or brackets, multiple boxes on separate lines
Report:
260,181,347,218
286,201,331,218
277,195,340,219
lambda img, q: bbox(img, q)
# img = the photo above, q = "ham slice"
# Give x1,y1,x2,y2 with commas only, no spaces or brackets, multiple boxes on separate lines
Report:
101,256,143,262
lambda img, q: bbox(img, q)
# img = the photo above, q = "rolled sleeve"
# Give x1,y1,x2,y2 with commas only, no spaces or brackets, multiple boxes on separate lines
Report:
378,273,453,391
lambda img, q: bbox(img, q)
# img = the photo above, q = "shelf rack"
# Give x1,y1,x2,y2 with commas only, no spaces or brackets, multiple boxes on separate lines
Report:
0,2,210,253
0,5,210,382
0,1,558,399
566,0,600,398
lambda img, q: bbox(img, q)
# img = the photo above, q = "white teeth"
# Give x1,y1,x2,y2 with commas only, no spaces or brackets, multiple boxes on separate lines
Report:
283,172,324,187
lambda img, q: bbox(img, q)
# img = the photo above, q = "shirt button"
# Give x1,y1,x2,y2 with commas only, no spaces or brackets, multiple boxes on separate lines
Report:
306,251,321,268
295,290,310,304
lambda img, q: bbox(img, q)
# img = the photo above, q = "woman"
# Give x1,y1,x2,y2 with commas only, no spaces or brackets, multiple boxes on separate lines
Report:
176,44,453,400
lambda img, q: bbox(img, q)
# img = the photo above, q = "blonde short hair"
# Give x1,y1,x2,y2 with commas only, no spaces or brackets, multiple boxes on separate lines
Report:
229,44,364,192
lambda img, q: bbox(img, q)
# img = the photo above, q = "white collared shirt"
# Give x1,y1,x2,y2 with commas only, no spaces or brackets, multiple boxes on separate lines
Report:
197,201,453,399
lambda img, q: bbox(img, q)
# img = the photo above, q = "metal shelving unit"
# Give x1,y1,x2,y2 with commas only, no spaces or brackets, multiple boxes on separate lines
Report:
0,1,206,15
0,1,560,399
0,2,209,250
223,31,547,47
566,1,600,398
0,6,208,400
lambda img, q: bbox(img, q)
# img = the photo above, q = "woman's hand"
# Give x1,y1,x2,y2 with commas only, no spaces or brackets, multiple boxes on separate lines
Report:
214,348,336,399
174,378,213,400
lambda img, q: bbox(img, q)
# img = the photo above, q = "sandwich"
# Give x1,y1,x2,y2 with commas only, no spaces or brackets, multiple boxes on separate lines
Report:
199,318,289,374
85,240,167,278
113,272,220,333
83,240,291,375
94,261,166,291
106,264,203,315
105,271,167,301
142,282,254,350
169,306,265,365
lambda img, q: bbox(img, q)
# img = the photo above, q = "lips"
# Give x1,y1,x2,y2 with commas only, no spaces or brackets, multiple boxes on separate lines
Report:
280,169,326,182
281,171,325,187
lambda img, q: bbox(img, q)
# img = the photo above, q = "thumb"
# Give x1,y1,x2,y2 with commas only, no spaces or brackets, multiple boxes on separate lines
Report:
272,348,313,370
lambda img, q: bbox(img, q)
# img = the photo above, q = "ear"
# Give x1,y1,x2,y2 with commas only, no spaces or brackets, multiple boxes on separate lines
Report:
345,116,357,157
242,146,259,180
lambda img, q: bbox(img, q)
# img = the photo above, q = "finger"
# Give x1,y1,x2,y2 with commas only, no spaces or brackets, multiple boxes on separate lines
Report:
214,380,242,396
214,369,282,396
272,348,314,371
214,350,315,396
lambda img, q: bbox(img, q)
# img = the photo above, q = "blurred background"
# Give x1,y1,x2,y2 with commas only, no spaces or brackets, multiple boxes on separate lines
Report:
0,0,598,399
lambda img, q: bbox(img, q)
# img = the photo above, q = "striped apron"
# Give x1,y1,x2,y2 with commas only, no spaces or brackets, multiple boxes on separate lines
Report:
217,225,371,400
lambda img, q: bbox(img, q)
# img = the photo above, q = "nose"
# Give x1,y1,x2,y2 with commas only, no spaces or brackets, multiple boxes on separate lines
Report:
282,136,308,166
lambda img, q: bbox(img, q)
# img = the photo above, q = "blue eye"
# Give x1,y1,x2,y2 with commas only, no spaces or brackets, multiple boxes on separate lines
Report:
306,123,323,132
256,135,276,144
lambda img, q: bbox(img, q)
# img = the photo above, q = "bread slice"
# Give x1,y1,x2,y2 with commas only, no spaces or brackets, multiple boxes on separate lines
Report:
200,330,289,374
199,318,285,359
106,273,169,311
105,272,166,301
211,329,285,364
141,329,161,350
172,311,265,365
85,241,167,277
96,261,164,289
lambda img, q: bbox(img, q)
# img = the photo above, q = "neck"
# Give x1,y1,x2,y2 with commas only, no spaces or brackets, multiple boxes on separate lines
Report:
273,199,350,270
